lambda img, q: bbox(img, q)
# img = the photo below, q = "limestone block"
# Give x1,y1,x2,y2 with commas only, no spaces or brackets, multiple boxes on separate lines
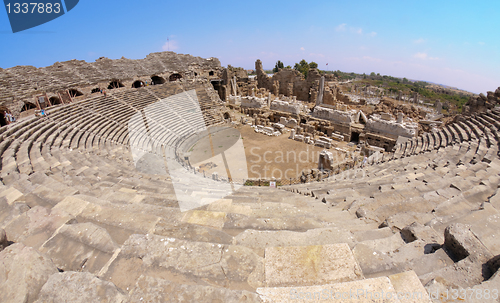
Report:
444,223,493,262
233,228,356,256
4,205,74,249
0,186,24,205
129,275,261,303
0,243,59,303
39,222,119,274
257,276,396,303
401,222,443,244
265,243,363,287
388,270,431,303
181,210,227,230
103,234,263,291
34,272,127,303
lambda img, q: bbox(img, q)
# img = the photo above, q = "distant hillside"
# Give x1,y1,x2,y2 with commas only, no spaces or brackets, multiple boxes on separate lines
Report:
324,70,474,112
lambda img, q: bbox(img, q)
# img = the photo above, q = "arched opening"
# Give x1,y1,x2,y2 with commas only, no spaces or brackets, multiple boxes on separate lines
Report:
151,76,165,85
209,71,215,76
21,102,37,112
350,131,360,143
194,72,198,76
108,80,124,89
169,73,182,82
132,80,145,88
223,112,230,120
49,96,62,105
0,107,9,127
211,80,225,101
91,87,101,94
68,89,83,98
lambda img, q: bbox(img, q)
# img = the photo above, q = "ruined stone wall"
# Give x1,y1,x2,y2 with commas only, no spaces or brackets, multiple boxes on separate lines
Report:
312,106,357,124
463,87,500,115
255,60,274,94
270,100,301,115
254,60,334,103
1,51,222,116
365,115,418,139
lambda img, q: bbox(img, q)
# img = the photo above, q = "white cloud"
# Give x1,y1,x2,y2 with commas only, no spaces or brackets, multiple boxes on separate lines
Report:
335,23,346,32
350,27,363,34
300,47,305,51
368,32,377,37
413,52,438,60
413,38,425,44
162,39,178,51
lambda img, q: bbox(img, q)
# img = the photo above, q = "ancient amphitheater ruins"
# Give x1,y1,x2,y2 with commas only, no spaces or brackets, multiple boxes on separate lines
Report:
0,51,500,302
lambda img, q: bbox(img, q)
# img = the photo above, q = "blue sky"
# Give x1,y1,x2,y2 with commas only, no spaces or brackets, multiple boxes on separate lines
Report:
1,0,499,94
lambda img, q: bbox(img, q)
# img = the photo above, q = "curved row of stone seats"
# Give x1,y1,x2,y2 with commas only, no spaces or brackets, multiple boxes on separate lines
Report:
390,115,494,162
279,112,500,295
0,108,435,302
0,85,455,301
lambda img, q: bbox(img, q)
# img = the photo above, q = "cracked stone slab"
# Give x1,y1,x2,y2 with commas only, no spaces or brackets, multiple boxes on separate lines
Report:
102,234,263,291
265,243,363,287
257,276,397,303
181,209,227,230
34,271,127,303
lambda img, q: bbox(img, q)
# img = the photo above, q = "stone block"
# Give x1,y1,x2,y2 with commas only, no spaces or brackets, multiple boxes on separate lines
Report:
0,243,59,303
265,243,363,287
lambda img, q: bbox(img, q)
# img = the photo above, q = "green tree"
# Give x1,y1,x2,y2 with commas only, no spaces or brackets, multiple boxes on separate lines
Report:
273,60,284,73
294,59,312,78
309,62,318,69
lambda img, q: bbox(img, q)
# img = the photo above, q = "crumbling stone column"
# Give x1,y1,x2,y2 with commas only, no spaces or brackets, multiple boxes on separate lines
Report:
316,76,325,106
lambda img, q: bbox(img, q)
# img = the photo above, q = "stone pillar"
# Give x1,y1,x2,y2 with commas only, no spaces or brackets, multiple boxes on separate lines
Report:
397,112,403,123
398,90,402,101
414,92,419,103
267,92,271,107
435,101,443,113
316,76,325,106
289,129,296,140
232,76,238,96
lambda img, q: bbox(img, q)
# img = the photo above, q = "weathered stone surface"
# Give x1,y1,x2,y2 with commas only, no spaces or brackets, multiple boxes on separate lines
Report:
233,228,356,255
34,272,127,303
0,228,7,251
401,222,443,244
102,234,263,291
130,275,262,303
4,205,74,249
181,209,227,230
257,276,397,303
39,222,119,274
265,243,363,287
0,186,25,205
0,243,58,303
444,223,493,262
153,219,233,244
388,270,431,303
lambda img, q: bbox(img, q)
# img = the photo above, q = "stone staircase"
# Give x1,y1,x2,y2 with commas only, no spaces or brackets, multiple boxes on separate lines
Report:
0,85,498,302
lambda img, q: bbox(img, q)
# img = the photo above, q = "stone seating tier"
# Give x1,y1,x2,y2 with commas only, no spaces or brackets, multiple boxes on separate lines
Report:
0,88,499,301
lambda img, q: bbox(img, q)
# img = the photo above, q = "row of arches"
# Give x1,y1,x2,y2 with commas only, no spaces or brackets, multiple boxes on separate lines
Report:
20,95,64,113
131,74,182,89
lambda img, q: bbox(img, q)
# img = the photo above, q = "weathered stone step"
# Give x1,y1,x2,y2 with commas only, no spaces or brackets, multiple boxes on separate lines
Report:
257,270,431,303
264,243,363,288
